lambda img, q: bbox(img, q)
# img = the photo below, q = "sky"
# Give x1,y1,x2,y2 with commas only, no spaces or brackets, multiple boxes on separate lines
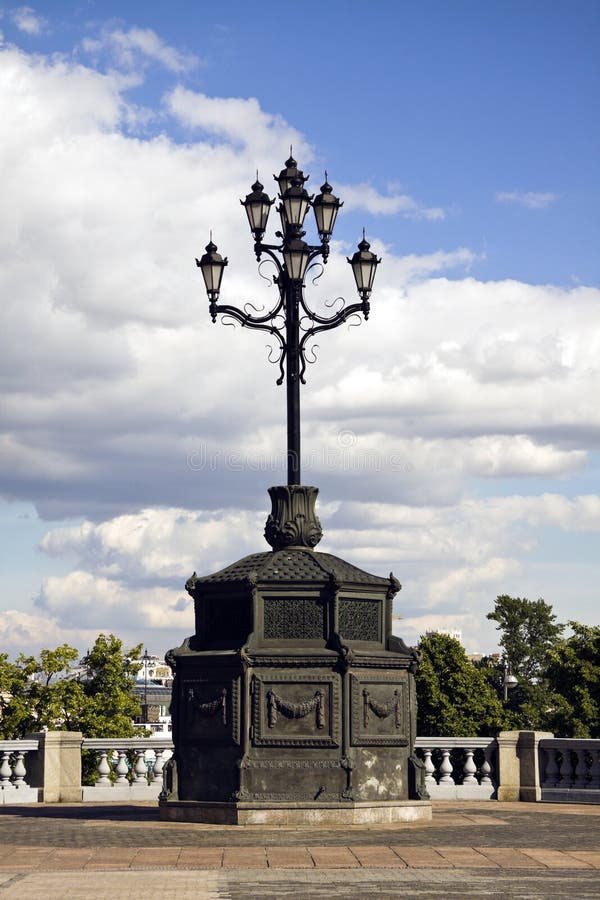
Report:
0,0,599,660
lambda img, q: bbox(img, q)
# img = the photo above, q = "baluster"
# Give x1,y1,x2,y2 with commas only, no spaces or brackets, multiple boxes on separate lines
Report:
574,747,589,788
555,749,567,787
480,748,493,786
438,748,455,784
115,750,129,785
589,749,600,790
133,749,148,784
96,750,111,785
12,751,26,786
566,749,577,787
0,751,12,785
152,749,166,784
462,748,477,784
543,747,560,787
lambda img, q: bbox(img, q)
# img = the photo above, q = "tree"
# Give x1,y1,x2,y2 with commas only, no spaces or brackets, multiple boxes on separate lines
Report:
415,633,511,736
544,622,600,738
74,634,143,737
0,634,143,739
487,595,564,683
486,595,565,729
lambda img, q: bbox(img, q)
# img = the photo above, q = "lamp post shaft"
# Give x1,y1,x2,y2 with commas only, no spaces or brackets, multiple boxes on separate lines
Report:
286,280,301,485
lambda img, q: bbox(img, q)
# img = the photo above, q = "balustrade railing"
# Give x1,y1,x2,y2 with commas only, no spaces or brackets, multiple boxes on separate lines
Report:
0,739,39,803
414,737,497,799
3,733,599,805
540,738,600,803
81,738,173,801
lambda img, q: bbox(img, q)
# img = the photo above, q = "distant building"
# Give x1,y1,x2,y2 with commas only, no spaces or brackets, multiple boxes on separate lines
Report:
133,652,173,732
424,628,463,645
133,681,172,733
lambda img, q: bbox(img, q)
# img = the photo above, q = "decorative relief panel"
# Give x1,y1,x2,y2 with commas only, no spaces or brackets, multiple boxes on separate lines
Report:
182,677,240,745
251,672,340,748
338,598,381,642
263,595,325,640
350,673,408,746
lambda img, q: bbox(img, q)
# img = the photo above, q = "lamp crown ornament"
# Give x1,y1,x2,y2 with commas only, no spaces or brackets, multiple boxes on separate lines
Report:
197,155,381,491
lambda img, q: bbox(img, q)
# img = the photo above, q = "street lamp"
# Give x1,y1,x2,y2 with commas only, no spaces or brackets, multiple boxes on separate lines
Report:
503,657,518,702
196,153,381,486
141,647,151,723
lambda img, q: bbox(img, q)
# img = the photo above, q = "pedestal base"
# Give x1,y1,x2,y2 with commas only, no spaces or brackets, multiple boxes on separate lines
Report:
159,798,432,826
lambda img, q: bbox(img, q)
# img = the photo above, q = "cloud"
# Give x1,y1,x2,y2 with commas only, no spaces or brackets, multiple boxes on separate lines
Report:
0,610,87,657
81,27,200,74
495,191,559,209
40,507,265,581
10,6,46,35
31,491,600,657
36,570,191,631
165,86,308,160
338,182,445,219
0,39,598,658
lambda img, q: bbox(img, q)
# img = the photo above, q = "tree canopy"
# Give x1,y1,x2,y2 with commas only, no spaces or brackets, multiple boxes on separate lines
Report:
487,594,564,683
415,632,510,736
544,622,600,738
0,634,143,739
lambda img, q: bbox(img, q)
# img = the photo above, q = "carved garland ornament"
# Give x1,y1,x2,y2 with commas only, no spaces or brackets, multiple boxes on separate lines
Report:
362,688,401,729
188,686,227,726
266,688,325,729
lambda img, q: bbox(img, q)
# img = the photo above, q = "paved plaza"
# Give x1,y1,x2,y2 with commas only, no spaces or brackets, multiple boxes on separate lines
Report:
0,800,598,898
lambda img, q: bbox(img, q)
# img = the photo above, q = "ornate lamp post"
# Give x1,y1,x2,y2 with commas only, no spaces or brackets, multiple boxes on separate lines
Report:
196,154,380,486
159,155,427,826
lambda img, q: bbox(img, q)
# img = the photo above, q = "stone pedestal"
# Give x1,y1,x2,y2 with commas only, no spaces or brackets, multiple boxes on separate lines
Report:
25,731,83,802
159,486,429,824
497,730,554,802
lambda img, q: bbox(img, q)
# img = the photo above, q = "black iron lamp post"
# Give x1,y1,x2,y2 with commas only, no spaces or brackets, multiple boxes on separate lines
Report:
160,154,427,825
197,154,380,486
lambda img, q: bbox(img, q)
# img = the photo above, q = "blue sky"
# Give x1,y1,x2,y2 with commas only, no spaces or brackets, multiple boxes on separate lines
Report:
0,1,598,657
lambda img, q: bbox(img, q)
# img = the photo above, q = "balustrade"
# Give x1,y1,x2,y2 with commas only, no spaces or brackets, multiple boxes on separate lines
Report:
414,737,497,799
540,738,600,803
0,740,39,803
81,738,173,801
4,732,599,805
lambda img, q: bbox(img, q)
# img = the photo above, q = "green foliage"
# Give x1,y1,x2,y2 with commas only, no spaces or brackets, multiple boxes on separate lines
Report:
487,595,564,682
0,634,143,739
485,596,600,736
544,622,600,738
415,633,510,736
75,634,143,737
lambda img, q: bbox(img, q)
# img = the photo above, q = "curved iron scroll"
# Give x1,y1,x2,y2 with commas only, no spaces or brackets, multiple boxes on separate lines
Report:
209,250,369,385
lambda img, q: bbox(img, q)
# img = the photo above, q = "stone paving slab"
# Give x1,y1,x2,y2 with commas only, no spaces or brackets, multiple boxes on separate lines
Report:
390,846,455,867
434,846,499,867
1,868,600,900
7,841,600,871
0,801,598,897
473,846,546,868
307,846,362,868
265,847,314,868
349,845,407,867
520,848,594,868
